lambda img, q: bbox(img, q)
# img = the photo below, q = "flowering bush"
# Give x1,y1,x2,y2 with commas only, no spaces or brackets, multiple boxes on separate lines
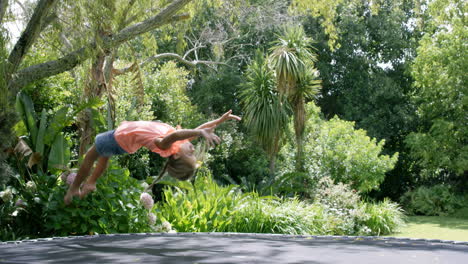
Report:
0,162,155,241
140,193,154,210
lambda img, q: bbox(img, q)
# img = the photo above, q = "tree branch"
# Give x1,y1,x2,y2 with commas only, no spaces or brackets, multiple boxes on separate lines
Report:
7,0,58,77
106,0,191,47
183,45,206,59
8,0,192,92
0,0,8,26
113,53,229,76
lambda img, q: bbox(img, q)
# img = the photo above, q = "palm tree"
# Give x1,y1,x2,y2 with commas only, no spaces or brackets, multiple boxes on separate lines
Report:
269,25,321,172
240,52,291,175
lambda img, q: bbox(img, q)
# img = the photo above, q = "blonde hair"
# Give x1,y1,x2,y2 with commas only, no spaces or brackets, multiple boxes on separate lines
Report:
166,155,196,181
146,144,206,192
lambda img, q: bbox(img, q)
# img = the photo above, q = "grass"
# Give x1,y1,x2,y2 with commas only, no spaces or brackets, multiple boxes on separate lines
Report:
387,215,468,241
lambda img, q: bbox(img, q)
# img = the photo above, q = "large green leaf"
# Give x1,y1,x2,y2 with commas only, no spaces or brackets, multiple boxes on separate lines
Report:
45,97,103,145
36,109,47,155
15,92,38,147
44,107,69,145
48,133,70,170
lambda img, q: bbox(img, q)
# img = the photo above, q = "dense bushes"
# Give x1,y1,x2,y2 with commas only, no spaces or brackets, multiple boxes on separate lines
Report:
155,170,404,236
0,162,154,241
278,103,398,196
400,185,464,216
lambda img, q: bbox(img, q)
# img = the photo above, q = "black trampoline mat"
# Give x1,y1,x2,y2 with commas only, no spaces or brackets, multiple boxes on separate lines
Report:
1,233,468,264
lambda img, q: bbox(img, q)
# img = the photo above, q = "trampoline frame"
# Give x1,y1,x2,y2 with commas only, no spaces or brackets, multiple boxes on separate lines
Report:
2,232,468,246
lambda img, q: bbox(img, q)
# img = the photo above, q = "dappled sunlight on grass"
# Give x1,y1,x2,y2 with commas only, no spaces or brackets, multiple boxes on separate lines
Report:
387,216,468,241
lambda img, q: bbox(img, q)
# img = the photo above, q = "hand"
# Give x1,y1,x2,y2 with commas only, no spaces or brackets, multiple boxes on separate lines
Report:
219,110,241,123
200,126,221,148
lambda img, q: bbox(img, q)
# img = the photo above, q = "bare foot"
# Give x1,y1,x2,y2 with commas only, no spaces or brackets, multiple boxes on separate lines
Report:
64,188,81,205
80,183,96,198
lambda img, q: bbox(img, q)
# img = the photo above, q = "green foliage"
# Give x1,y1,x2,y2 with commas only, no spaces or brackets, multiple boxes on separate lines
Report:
155,167,403,236
312,177,404,236
0,162,152,240
269,25,321,171
205,125,270,189
314,177,360,210
146,61,203,128
155,167,246,232
189,68,242,116
13,92,101,173
240,51,291,156
302,0,421,199
307,115,398,193
268,172,312,198
279,104,398,193
44,163,151,236
400,185,464,216
407,0,467,177
359,199,405,236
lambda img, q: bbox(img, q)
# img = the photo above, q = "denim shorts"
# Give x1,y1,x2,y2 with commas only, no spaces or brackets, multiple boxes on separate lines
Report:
95,130,128,157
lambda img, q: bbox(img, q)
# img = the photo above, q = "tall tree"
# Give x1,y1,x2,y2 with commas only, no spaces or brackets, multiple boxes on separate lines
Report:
302,0,423,199
269,25,321,171
240,52,291,175
406,0,467,177
0,0,194,163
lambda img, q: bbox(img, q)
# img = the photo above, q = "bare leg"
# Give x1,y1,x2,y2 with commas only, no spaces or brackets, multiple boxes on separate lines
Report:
80,156,109,198
64,145,100,205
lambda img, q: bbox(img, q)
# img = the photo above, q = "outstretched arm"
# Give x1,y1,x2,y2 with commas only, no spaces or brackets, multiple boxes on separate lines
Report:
155,127,221,150
196,110,241,130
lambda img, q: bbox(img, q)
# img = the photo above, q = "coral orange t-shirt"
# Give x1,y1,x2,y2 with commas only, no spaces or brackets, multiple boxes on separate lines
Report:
114,121,187,157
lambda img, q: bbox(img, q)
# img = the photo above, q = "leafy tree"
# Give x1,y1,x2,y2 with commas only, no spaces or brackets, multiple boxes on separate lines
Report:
301,0,423,199
0,0,195,168
269,25,321,171
0,16,15,183
280,103,398,193
240,52,291,175
406,0,467,177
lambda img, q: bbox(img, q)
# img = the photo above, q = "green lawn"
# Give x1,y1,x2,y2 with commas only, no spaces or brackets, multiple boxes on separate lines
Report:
387,216,468,241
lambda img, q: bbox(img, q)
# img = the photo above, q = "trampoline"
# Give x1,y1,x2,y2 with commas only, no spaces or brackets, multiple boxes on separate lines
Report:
1,233,467,264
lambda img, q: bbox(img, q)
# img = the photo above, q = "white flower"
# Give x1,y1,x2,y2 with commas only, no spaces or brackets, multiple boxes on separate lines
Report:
140,193,154,210
0,188,13,202
11,210,19,217
148,213,157,225
141,182,149,190
26,181,36,192
33,197,41,203
162,221,172,231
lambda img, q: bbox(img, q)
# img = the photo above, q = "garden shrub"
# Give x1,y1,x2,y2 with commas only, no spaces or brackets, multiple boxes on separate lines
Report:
43,163,153,236
206,125,270,190
155,169,404,236
0,161,154,240
359,199,404,235
279,103,398,194
400,184,464,216
155,167,245,232
309,117,398,192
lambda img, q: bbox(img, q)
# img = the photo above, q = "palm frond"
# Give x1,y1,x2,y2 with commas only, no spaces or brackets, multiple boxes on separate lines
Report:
240,52,292,155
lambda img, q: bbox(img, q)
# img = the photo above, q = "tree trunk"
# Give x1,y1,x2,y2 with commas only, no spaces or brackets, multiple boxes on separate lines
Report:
78,52,107,157
268,133,282,178
293,95,305,172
